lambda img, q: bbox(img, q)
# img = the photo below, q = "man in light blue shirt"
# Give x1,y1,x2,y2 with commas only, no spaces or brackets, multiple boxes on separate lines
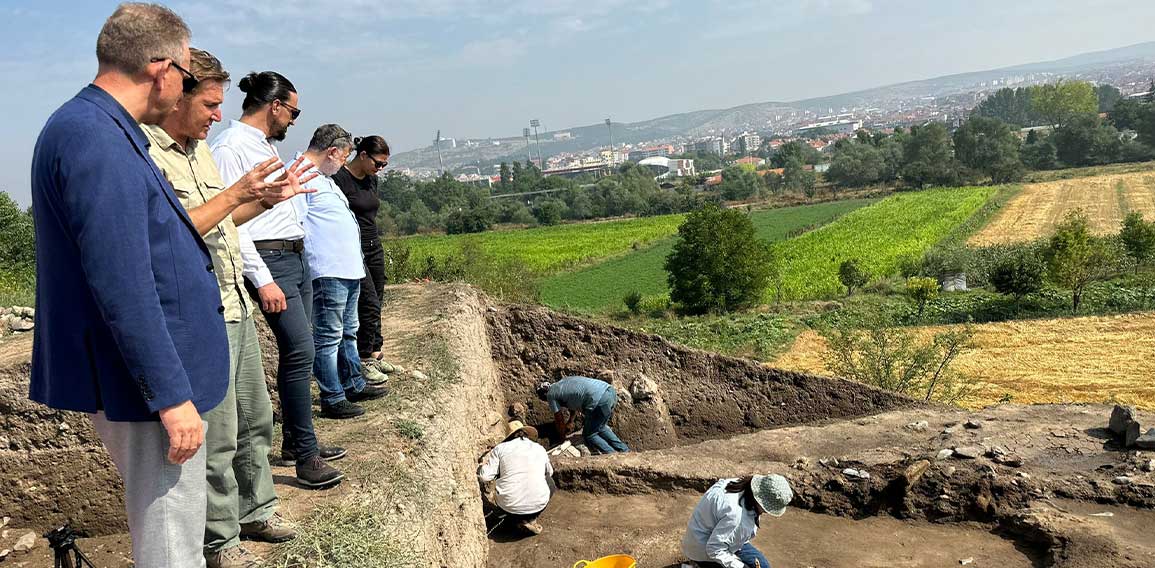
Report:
298,125,387,419
536,376,630,454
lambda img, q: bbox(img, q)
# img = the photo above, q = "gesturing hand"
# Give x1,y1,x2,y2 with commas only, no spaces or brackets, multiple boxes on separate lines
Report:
158,400,204,465
259,155,319,207
228,156,289,204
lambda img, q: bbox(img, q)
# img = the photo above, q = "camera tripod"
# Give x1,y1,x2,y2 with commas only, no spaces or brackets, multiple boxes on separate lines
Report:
45,525,95,568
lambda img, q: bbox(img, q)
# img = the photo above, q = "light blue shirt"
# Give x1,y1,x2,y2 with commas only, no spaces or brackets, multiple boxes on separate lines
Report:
301,163,366,281
682,479,760,568
546,376,612,414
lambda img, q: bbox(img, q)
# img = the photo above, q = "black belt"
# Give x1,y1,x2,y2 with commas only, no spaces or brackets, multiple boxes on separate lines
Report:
253,239,304,253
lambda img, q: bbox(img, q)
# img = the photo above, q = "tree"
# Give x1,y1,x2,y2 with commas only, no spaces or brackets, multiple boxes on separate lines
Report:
1120,212,1155,270
974,86,1041,127
532,198,566,226
770,141,822,167
1030,80,1098,130
838,259,869,296
782,158,816,196
445,209,492,234
902,123,960,188
497,162,512,193
0,191,35,270
826,141,885,187
1096,84,1123,113
1052,114,1121,166
1109,97,1149,132
1020,136,1059,170
952,116,1025,183
989,246,1045,301
665,204,774,314
905,276,939,318
1045,209,1120,312
718,165,761,201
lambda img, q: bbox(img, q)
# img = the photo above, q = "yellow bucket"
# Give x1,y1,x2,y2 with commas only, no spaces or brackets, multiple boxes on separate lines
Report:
573,555,637,568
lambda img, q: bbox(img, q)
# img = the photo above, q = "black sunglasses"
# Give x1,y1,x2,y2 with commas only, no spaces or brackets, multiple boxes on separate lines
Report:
363,152,388,169
150,57,199,93
277,99,302,120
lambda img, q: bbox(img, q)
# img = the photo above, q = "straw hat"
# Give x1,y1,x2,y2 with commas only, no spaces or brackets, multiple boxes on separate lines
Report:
751,474,793,517
503,420,538,441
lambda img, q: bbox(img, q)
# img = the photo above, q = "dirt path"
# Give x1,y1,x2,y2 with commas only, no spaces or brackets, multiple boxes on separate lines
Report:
488,491,1037,568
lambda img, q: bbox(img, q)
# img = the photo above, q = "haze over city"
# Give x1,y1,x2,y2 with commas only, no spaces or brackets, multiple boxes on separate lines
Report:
4,0,1155,205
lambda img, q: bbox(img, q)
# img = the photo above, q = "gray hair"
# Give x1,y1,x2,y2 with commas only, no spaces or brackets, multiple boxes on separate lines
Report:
97,3,190,75
308,124,354,152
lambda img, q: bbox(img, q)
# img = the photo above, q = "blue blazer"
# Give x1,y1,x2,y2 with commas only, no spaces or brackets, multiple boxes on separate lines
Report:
29,85,229,421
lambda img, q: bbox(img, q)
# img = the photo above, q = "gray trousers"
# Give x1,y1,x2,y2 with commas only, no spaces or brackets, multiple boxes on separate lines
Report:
203,316,277,552
91,412,208,568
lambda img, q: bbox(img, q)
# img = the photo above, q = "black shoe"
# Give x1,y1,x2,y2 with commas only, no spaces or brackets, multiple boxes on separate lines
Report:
295,455,344,489
319,399,365,419
346,384,389,403
279,445,348,466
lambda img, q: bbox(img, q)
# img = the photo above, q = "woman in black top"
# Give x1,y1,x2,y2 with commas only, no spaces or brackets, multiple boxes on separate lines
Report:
332,136,390,364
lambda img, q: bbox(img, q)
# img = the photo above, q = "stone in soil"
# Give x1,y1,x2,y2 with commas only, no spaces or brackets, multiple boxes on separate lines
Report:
964,420,983,429
1134,429,1155,450
1109,405,1136,436
13,532,36,552
953,446,982,459
905,421,929,432
937,449,955,460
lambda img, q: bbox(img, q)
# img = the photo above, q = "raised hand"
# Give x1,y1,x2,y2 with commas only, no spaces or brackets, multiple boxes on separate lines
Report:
260,155,319,206
227,156,289,204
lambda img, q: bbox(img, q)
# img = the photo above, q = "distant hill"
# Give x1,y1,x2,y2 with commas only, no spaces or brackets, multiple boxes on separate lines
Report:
392,41,1155,172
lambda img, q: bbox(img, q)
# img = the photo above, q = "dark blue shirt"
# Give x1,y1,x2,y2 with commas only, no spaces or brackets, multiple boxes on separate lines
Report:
546,376,613,413
29,84,229,421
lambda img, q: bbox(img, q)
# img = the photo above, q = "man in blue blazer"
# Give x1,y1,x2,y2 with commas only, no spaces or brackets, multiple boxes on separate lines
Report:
29,5,228,567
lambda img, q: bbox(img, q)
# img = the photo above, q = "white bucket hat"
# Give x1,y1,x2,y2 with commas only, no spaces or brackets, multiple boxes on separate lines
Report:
751,474,793,517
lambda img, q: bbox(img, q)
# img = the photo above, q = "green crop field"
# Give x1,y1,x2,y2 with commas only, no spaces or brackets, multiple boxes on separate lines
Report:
540,199,876,312
773,186,997,300
398,214,686,274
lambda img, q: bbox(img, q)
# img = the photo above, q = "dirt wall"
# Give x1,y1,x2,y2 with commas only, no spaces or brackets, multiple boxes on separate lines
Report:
486,305,918,450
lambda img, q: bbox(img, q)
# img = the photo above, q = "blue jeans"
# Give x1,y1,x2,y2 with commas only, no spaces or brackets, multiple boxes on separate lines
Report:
251,249,319,461
312,277,366,406
699,544,770,568
583,388,630,454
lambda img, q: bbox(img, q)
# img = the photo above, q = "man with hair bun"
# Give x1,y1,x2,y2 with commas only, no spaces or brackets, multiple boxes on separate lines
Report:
30,4,224,567
211,73,347,490
144,47,319,568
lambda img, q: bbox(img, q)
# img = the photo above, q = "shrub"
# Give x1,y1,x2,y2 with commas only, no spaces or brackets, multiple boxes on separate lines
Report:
988,246,1045,300
623,291,643,315
665,204,774,314
838,259,869,296
1120,211,1155,270
820,314,977,404
637,294,671,316
1045,209,1122,312
905,276,940,318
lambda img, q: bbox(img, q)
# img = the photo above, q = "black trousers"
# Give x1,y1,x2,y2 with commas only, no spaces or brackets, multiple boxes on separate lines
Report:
357,239,386,358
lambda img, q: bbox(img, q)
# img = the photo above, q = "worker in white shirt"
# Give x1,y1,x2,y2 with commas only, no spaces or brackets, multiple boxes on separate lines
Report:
210,71,344,489
681,475,792,568
478,421,555,536
296,124,388,420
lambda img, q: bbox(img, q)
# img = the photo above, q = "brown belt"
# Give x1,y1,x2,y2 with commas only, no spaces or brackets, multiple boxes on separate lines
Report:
253,239,304,253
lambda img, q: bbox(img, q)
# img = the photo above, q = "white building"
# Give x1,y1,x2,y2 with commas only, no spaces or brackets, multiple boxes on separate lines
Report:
795,119,863,136
638,156,696,180
735,132,762,155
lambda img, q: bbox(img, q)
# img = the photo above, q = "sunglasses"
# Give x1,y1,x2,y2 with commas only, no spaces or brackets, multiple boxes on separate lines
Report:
364,153,389,169
277,99,302,120
150,57,199,93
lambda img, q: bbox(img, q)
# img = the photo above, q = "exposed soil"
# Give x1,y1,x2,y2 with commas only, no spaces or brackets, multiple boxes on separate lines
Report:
773,312,1155,410
487,304,917,450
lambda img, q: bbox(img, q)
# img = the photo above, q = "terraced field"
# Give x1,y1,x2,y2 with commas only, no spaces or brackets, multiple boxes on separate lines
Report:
969,172,1155,246
540,200,875,312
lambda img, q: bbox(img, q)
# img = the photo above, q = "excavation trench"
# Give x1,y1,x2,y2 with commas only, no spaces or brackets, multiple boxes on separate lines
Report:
3,288,1155,568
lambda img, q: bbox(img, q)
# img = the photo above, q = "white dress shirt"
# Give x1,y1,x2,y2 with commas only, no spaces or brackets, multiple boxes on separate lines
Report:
209,120,302,288
682,479,761,568
477,437,553,515
300,162,366,281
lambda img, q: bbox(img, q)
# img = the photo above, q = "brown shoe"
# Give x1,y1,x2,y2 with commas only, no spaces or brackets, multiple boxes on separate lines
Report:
240,513,297,543
296,454,345,488
205,545,262,568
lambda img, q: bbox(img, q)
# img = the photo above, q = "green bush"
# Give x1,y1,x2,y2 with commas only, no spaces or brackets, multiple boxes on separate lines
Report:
665,204,774,314
1120,211,1155,270
1045,209,1122,312
623,291,643,315
637,294,671,316
838,259,870,296
905,276,940,318
988,246,1045,300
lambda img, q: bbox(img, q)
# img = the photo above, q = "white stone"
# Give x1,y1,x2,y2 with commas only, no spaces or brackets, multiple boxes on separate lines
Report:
905,421,929,432
936,449,954,460
842,468,871,480
629,373,660,402
13,532,35,552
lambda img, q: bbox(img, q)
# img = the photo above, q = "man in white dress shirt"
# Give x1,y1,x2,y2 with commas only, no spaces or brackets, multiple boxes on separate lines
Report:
296,124,388,419
210,71,345,489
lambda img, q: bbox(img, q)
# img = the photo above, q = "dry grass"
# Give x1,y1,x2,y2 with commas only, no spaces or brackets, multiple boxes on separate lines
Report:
968,172,1155,246
772,312,1155,410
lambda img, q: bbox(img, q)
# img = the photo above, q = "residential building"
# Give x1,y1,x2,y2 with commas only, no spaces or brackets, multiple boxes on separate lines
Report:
735,132,762,155
628,144,675,162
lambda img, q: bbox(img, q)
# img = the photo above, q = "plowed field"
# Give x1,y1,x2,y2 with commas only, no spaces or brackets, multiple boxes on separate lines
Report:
969,172,1155,245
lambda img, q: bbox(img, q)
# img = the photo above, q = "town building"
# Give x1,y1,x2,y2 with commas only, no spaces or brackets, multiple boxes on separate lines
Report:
627,144,675,162
795,119,863,136
734,132,762,155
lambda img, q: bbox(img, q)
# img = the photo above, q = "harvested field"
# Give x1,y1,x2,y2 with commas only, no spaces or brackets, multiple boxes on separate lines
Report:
969,172,1155,246
772,312,1155,410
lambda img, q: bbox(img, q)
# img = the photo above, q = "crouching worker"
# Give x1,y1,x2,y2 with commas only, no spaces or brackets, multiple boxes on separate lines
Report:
682,474,793,568
536,376,630,454
478,421,554,536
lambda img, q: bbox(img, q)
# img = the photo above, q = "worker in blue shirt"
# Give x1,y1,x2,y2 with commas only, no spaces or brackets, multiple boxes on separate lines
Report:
536,376,630,454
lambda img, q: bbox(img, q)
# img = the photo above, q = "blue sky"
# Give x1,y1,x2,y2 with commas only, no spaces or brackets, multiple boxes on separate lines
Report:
4,0,1155,206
